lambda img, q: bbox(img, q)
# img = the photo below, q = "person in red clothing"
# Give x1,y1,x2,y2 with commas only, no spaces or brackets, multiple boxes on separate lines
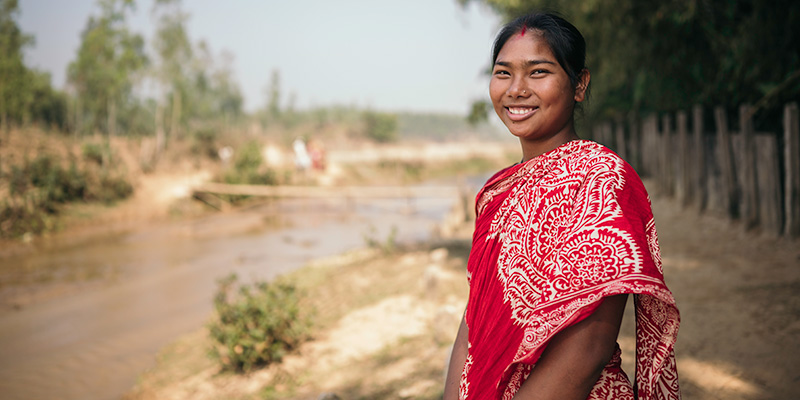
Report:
443,12,680,400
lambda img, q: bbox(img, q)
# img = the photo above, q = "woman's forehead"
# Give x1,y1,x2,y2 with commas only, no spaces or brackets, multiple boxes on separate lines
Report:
497,32,554,61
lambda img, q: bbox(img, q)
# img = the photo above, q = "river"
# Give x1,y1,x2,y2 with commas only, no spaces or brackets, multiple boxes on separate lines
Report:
0,192,460,400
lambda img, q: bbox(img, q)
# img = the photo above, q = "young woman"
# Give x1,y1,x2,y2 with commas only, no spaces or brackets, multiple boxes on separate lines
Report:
444,13,680,400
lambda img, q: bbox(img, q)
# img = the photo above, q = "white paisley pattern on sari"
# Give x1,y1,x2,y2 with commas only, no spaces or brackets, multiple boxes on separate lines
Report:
461,140,680,400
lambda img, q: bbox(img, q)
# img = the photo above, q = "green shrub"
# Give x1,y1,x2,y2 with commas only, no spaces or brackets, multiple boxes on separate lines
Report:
222,141,277,187
191,127,219,159
0,198,50,238
362,111,397,143
81,142,106,165
207,274,312,373
88,173,133,204
0,151,133,239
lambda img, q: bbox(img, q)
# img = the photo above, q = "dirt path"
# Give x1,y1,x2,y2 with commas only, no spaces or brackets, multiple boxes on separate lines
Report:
646,192,800,399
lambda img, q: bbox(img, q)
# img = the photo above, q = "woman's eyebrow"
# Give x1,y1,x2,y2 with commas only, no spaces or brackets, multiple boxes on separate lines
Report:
495,59,557,67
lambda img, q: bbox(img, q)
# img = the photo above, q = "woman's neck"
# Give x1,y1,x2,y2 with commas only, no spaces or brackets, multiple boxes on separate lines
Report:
519,130,580,162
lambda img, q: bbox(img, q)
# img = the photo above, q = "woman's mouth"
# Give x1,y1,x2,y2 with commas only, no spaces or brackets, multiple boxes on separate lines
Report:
505,106,537,121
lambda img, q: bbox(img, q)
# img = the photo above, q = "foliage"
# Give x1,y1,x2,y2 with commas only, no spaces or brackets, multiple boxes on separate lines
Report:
461,0,800,129
81,142,107,165
151,0,244,147
0,150,133,239
190,126,218,159
0,0,66,131
207,274,312,373
68,0,148,136
395,111,502,141
222,141,277,186
362,110,398,143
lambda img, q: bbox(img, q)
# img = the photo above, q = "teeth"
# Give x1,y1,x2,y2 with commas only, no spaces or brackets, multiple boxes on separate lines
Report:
508,108,534,115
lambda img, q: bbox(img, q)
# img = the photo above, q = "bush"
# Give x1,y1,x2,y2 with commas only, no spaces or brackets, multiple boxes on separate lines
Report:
81,142,107,165
207,274,312,373
0,151,134,239
362,111,397,143
191,127,219,159
222,141,277,186
0,198,50,237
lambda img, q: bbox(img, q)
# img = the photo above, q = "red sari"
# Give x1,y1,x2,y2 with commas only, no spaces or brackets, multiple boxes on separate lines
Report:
460,140,680,399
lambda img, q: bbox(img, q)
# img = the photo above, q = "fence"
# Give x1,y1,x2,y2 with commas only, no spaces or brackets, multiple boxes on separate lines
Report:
590,103,799,237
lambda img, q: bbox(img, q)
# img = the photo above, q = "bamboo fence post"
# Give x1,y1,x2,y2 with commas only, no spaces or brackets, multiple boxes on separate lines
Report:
739,104,758,229
676,111,690,205
604,121,614,152
755,134,783,235
615,119,627,161
661,114,674,196
647,114,659,179
628,111,641,172
714,107,738,218
692,105,707,211
785,103,800,236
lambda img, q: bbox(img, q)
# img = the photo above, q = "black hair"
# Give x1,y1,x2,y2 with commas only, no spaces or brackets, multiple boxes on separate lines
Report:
492,13,587,91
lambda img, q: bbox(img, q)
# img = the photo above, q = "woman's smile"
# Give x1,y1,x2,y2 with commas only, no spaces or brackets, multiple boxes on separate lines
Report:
505,106,539,120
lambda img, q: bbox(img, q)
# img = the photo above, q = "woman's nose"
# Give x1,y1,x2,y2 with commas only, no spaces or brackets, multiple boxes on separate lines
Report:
508,79,530,98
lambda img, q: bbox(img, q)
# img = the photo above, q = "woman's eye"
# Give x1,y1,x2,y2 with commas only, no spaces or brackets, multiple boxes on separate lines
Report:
493,70,510,76
531,69,549,76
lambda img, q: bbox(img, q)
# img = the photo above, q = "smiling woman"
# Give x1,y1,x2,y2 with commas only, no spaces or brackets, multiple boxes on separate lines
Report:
444,12,681,400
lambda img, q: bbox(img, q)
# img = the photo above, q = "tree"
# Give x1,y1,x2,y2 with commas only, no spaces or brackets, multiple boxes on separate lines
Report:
265,69,282,123
0,0,33,132
68,0,147,136
152,0,192,148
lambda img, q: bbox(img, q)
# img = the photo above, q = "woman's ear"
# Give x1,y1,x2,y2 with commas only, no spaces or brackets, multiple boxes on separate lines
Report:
574,68,590,102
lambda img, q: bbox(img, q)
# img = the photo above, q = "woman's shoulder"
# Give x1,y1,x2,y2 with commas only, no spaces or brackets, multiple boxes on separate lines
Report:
562,141,628,173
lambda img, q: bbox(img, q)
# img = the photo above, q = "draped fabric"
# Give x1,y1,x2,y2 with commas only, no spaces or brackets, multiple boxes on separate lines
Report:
460,140,680,399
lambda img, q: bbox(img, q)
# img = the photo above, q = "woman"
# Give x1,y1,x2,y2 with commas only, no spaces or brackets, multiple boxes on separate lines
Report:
443,13,680,400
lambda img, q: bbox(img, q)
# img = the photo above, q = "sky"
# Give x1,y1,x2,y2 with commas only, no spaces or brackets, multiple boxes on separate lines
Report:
17,0,502,114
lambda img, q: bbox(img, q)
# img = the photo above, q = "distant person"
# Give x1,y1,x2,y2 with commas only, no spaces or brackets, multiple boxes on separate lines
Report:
443,13,680,399
293,137,312,172
308,139,326,171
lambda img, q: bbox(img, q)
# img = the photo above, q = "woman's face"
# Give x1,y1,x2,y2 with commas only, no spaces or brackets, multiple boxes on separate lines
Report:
489,31,586,147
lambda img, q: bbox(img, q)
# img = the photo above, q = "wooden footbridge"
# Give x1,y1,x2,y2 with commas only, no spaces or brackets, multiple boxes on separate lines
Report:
191,182,467,210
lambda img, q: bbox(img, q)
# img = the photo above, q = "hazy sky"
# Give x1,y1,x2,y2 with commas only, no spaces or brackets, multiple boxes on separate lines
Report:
17,0,501,114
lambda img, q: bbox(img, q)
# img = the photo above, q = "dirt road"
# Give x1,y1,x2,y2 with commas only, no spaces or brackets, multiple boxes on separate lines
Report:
644,192,800,399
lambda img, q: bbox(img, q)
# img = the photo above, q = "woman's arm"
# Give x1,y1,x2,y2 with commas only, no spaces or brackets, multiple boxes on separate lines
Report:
443,311,469,400
513,294,628,400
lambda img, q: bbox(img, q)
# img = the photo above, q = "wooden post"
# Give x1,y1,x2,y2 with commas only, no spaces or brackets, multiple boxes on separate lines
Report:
628,111,641,172
755,134,782,235
615,119,627,161
604,121,614,151
785,103,800,236
739,104,758,229
676,111,690,205
661,114,674,196
714,107,738,218
645,114,659,179
692,105,707,211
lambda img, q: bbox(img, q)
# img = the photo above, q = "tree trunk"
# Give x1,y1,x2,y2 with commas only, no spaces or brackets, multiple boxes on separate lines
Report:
170,90,181,140
155,102,165,159
108,98,117,138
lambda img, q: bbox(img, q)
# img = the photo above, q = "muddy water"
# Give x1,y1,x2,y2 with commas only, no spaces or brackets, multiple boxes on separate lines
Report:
0,194,457,400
